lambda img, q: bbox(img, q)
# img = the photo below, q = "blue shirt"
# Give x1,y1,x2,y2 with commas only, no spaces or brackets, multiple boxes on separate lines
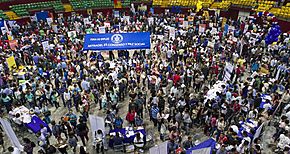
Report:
151,107,159,119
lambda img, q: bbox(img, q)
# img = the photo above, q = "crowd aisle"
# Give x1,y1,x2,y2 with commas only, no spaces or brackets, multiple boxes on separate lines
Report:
0,9,289,154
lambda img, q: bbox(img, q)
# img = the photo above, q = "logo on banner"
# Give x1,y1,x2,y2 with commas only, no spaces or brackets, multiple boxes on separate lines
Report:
111,34,123,44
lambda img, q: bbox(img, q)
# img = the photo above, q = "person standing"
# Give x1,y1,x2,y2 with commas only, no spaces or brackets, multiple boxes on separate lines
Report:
23,138,35,154
64,89,71,109
76,119,89,146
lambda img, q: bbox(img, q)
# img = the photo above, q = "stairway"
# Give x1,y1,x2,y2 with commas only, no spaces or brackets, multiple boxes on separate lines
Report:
4,11,19,20
63,3,74,12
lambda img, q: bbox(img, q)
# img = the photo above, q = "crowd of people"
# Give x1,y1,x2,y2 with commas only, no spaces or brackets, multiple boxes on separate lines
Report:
0,6,289,154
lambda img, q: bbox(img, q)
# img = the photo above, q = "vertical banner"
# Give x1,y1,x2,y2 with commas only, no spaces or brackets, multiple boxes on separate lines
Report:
89,115,105,138
223,62,234,81
113,11,120,18
183,21,189,29
0,118,23,151
148,17,154,26
169,27,176,39
42,41,49,51
124,16,130,24
46,18,53,26
99,26,106,33
6,56,17,70
199,24,206,33
9,40,18,50
84,18,90,25
52,24,58,33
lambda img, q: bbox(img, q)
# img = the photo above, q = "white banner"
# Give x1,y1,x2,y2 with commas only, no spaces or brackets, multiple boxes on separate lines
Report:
84,18,90,25
183,21,189,29
148,17,154,26
89,115,105,136
0,118,23,151
42,41,49,51
52,24,58,33
46,18,53,26
169,27,175,39
124,16,130,24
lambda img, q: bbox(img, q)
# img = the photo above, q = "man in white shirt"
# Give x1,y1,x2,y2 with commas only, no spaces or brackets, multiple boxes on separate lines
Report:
63,89,71,108
8,146,21,154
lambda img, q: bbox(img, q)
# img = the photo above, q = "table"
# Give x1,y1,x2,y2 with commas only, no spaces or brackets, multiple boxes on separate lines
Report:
25,116,51,134
108,127,146,147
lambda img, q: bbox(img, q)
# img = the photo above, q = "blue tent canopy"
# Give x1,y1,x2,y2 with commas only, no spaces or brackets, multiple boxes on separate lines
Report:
186,138,216,154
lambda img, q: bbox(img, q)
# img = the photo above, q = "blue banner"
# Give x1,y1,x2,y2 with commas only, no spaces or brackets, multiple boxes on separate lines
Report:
36,11,49,21
83,32,151,51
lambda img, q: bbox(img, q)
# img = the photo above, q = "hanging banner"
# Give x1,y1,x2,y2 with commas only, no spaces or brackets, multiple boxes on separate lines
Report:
99,26,106,34
199,24,206,33
9,40,18,50
6,56,17,70
113,11,120,18
0,118,23,151
83,32,151,51
36,11,49,21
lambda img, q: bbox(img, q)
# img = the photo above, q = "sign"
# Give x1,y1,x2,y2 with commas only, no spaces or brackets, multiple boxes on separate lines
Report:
9,40,18,50
85,28,93,34
67,31,77,38
98,26,106,33
223,62,234,81
169,27,175,39
199,24,206,33
183,21,189,29
46,18,53,26
104,22,111,28
42,41,49,51
52,24,58,33
6,56,16,70
84,18,90,25
148,17,154,25
113,11,120,18
83,32,151,51
149,141,168,154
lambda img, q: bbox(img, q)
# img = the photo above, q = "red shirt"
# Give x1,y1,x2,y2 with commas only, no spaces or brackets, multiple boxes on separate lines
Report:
173,74,181,85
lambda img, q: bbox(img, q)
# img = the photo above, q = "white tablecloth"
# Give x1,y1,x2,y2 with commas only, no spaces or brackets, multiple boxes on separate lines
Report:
10,106,32,123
